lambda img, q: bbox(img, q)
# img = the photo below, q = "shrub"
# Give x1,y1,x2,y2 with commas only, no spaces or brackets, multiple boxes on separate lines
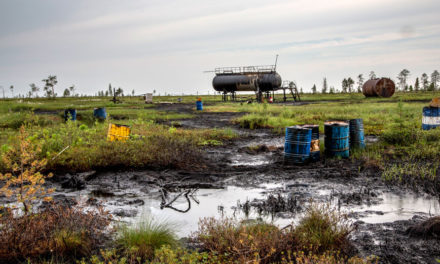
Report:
294,203,354,254
0,204,111,262
193,218,296,264
0,125,54,213
116,218,178,261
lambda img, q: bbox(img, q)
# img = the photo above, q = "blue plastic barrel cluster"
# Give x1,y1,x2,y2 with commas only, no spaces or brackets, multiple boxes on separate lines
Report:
349,119,365,149
302,124,320,162
422,107,440,130
64,109,77,121
284,126,312,164
196,101,203,111
324,121,349,158
94,107,107,120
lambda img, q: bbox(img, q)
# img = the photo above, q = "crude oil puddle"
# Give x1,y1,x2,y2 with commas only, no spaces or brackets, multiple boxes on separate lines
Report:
57,179,440,237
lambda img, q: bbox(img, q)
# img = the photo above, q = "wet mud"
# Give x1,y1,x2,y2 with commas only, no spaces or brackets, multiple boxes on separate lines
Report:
9,102,438,263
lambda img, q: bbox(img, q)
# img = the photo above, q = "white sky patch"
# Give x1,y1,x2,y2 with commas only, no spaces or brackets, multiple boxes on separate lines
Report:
0,0,439,95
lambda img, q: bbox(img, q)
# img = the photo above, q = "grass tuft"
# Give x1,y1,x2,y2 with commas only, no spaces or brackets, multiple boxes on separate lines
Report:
117,218,178,261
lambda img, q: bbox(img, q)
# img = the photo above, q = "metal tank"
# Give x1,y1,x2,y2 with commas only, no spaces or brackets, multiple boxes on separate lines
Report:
362,78,395,98
212,65,282,93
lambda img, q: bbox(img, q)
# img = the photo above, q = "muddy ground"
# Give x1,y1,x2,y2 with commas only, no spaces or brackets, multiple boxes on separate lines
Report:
11,102,440,263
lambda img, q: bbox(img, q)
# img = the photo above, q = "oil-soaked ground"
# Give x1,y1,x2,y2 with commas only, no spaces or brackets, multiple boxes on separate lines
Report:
19,103,440,263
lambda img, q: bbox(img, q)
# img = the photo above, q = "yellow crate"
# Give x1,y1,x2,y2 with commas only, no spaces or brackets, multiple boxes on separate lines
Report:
107,123,131,142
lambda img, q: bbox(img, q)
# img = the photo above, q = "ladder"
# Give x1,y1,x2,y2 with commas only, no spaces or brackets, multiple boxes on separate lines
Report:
282,81,301,102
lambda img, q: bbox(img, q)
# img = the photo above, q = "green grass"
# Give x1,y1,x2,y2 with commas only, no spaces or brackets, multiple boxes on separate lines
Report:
116,218,178,261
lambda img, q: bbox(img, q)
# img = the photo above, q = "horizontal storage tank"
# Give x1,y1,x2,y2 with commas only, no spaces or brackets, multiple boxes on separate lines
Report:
212,73,282,93
362,78,395,98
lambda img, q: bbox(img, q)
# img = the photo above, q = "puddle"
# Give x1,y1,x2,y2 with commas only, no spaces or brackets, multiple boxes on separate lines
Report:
52,177,440,238
95,186,292,237
230,153,272,166
353,193,440,223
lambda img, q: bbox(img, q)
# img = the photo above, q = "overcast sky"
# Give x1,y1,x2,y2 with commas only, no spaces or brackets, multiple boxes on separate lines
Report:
1,0,439,96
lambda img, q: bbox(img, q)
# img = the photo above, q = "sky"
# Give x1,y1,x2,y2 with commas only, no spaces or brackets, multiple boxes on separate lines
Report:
0,0,439,96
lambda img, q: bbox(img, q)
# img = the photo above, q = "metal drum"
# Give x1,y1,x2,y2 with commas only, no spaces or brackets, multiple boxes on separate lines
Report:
196,101,203,111
349,119,365,149
284,126,312,164
324,121,349,158
422,107,440,130
93,107,107,120
64,109,77,121
301,124,320,162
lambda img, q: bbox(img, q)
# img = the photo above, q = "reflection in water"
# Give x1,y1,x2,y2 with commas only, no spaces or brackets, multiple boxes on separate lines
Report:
59,181,440,237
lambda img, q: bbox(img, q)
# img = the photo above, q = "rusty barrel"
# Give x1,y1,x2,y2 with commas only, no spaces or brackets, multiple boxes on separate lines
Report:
324,121,349,158
362,78,395,98
284,126,312,164
300,124,320,162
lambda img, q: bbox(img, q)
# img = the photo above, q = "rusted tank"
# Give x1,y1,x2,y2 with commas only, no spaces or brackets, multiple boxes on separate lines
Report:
362,78,395,98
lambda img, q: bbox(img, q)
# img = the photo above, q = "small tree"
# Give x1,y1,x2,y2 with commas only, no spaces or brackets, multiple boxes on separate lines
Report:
0,126,54,214
63,88,70,97
369,71,376,80
29,83,39,98
10,85,14,98
322,78,328,94
357,74,364,93
341,78,348,93
108,84,113,96
347,77,354,93
131,89,135,96
397,69,410,91
421,73,429,91
116,87,124,96
414,77,420,92
42,75,57,98
69,85,75,96
431,70,440,90
329,86,335,94
311,84,317,94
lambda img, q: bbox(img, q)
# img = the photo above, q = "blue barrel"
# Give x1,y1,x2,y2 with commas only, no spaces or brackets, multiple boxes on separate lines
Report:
349,119,365,149
301,124,320,162
284,126,312,164
422,107,440,130
64,109,77,121
196,101,203,111
324,121,349,158
93,107,107,120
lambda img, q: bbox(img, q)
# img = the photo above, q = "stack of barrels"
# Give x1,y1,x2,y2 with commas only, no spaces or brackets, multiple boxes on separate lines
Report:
284,119,365,164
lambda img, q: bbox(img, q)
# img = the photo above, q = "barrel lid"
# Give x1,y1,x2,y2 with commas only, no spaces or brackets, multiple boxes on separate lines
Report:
324,120,348,126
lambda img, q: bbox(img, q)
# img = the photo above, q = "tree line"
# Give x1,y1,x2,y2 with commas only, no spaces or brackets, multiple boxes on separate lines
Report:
309,69,439,94
2,75,137,99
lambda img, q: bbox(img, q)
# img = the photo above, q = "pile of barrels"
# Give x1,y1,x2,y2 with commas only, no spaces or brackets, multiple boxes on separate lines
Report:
284,119,365,164
64,107,107,121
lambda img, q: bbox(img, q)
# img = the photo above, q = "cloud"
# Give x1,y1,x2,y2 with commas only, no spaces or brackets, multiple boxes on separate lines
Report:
0,0,439,95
